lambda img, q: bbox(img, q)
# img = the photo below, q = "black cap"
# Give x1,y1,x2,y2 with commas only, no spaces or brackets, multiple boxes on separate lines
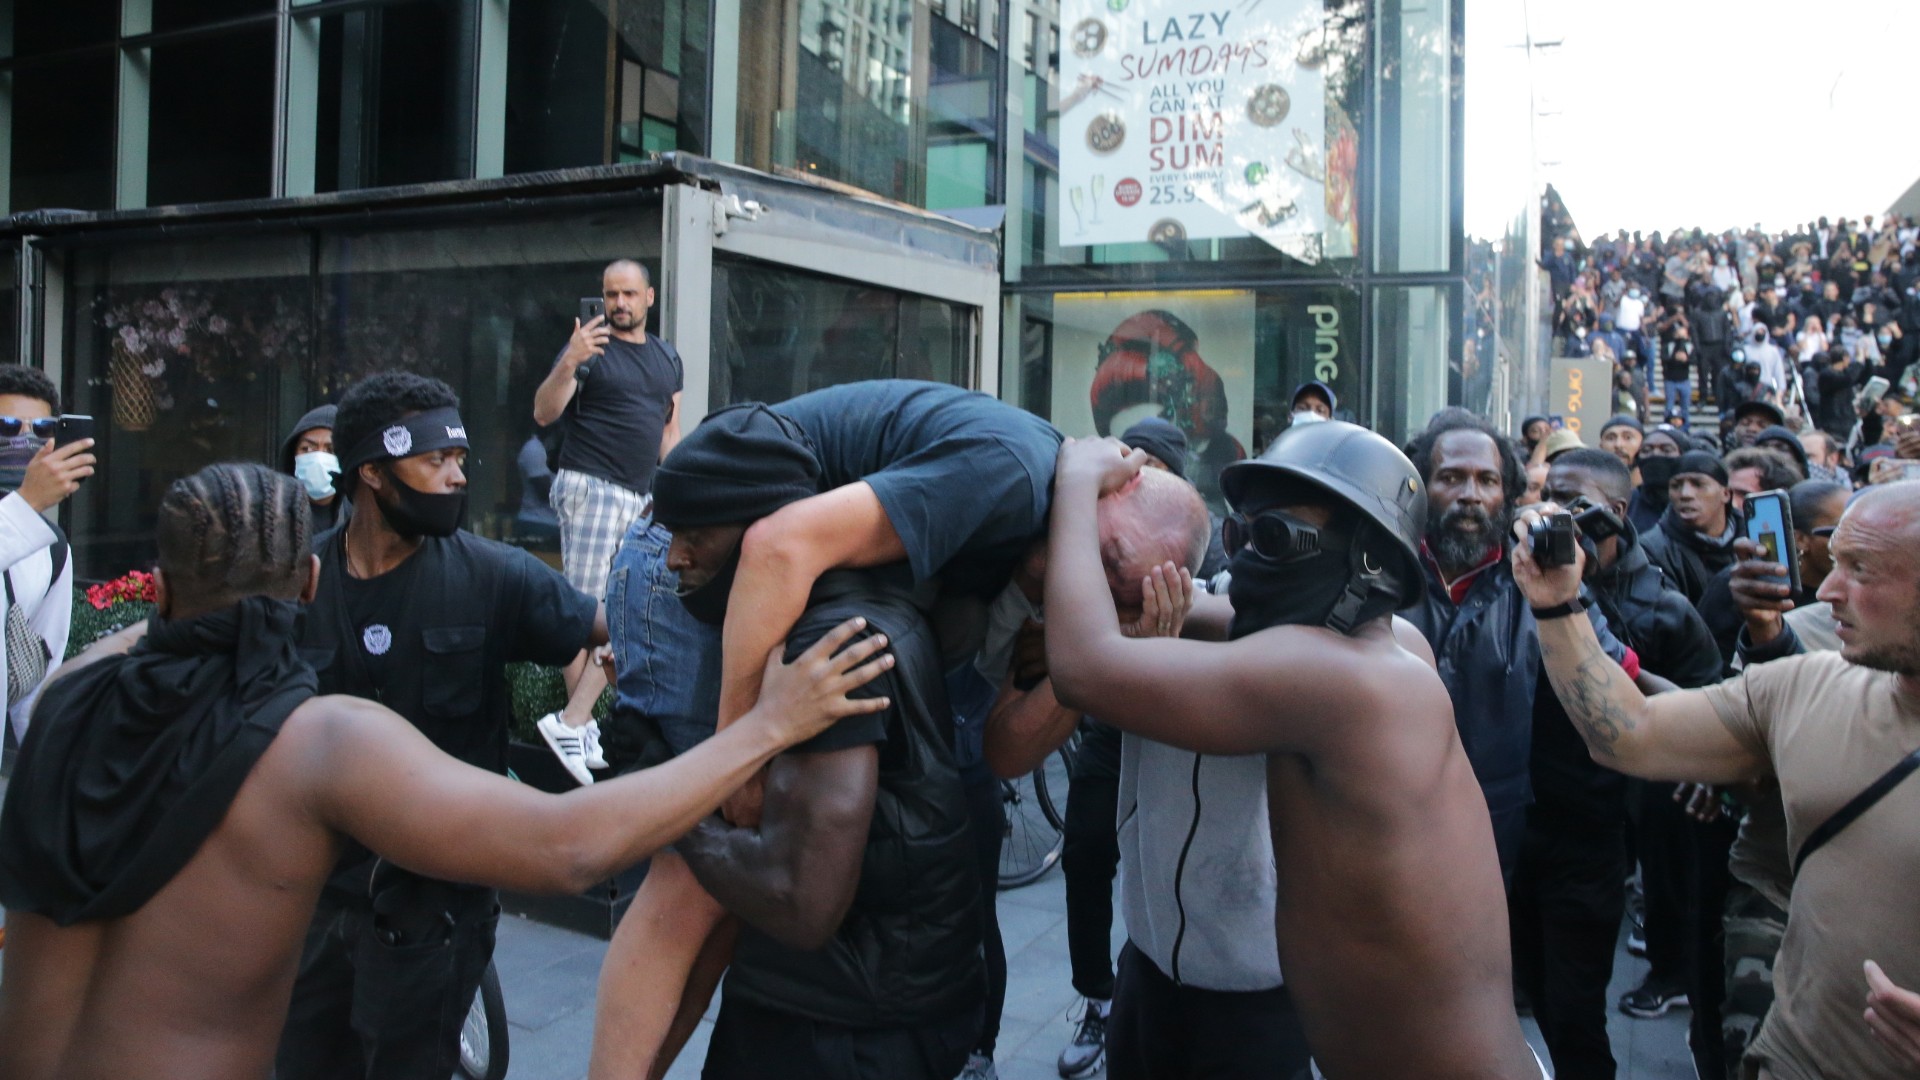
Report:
1674,450,1730,487
652,404,822,528
1120,417,1188,480
1733,400,1786,428
1220,420,1427,607
1290,380,1338,415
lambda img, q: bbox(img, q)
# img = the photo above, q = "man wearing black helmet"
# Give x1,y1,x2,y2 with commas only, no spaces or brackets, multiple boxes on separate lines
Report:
1041,424,1546,1079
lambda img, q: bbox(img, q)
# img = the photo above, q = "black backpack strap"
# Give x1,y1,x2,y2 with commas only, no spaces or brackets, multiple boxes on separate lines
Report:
45,522,68,597
1794,745,1920,878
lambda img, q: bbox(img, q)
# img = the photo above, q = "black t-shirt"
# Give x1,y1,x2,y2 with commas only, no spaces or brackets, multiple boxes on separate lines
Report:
557,334,684,495
770,380,1063,598
304,528,597,773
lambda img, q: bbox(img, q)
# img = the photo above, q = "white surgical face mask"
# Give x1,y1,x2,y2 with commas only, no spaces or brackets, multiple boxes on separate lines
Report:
294,451,340,501
1290,409,1328,425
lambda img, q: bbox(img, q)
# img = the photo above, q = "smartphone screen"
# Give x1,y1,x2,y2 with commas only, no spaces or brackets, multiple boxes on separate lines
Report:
1548,415,1566,430
1743,489,1800,596
579,297,606,325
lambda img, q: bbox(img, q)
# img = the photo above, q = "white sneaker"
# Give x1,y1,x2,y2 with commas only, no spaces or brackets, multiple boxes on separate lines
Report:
582,719,608,770
537,712,595,786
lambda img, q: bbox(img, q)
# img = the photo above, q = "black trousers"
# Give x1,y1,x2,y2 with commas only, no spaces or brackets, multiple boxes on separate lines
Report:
1685,812,1739,1080
1509,809,1627,1080
962,765,1009,1055
276,886,499,1080
1108,941,1313,1080
702,994,977,1080
1062,770,1121,1001
1629,779,1689,986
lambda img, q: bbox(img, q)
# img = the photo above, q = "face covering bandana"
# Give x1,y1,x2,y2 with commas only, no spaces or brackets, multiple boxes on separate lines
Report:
374,466,467,540
0,435,42,493
676,543,742,626
1224,514,1404,639
1637,456,1679,508
293,451,340,501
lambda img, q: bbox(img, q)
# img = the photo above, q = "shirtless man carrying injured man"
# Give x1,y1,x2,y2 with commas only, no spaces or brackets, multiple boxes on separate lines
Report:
1041,423,1546,1078
0,463,891,1080
594,380,1208,1077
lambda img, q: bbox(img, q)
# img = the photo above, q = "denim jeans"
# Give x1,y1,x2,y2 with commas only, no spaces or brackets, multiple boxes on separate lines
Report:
604,519,722,756
1665,378,1691,425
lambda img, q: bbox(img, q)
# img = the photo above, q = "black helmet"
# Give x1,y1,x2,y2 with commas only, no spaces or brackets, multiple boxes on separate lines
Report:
1220,421,1428,622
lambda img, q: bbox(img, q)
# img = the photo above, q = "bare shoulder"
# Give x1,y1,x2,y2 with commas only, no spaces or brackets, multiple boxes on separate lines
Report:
265,694,411,769
1389,615,1437,671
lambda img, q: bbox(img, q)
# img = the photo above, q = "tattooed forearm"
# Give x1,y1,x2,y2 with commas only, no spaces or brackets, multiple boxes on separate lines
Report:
1538,621,1646,764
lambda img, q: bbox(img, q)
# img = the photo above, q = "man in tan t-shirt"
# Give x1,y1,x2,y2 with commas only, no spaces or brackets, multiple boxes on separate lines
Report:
1509,481,1920,1079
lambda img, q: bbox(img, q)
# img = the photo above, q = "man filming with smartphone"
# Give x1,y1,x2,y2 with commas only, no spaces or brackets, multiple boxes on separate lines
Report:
532,260,684,785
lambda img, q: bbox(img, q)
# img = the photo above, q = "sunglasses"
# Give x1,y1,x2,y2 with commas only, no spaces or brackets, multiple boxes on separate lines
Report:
0,417,57,439
1223,510,1321,561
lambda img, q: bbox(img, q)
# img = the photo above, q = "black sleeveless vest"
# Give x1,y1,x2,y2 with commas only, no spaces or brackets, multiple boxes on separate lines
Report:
726,570,985,1028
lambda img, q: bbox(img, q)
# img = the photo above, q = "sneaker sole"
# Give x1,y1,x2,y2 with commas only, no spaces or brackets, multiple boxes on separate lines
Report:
1619,996,1689,1019
1058,1050,1105,1079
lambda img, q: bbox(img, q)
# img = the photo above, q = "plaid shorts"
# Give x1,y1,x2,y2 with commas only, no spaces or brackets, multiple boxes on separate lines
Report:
551,468,651,600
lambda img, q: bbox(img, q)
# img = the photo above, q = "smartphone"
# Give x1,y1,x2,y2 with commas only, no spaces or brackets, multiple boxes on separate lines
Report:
54,414,94,448
579,297,606,326
1859,376,1891,408
1901,460,1920,483
1548,414,1566,430
1743,489,1800,596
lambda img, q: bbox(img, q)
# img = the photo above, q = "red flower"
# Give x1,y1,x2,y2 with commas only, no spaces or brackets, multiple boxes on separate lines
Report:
88,570,159,610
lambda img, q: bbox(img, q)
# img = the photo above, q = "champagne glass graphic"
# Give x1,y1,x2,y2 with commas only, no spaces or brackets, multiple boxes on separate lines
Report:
1069,186,1087,236
1090,175,1106,223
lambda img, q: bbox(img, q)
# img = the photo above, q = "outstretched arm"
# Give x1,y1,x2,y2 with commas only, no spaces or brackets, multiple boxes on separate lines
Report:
1041,439,1391,757
717,484,906,728
677,744,879,949
1512,506,1768,785
312,620,893,894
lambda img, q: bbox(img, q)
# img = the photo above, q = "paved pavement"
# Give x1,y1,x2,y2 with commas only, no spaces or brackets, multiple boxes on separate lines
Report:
489,868,1698,1080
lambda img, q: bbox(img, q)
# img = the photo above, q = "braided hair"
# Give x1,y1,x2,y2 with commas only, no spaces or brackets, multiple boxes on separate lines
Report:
156,462,312,607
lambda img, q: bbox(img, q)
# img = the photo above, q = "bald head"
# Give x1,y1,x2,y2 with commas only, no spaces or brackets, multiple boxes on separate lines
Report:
1819,482,1920,676
1095,467,1211,614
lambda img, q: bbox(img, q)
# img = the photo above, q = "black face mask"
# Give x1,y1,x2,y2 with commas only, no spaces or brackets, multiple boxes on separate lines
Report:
375,467,467,539
676,544,741,626
1227,520,1405,639
1636,455,1679,508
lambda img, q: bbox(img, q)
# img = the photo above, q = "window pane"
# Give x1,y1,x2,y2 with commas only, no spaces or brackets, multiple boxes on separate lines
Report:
313,4,463,192
13,0,119,56
148,27,277,205
10,56,118,212
153,0,276,34
711,256,971,406
1373,0,1454,274
1373,283,1455,444
59,206,666,578
505,0,710,173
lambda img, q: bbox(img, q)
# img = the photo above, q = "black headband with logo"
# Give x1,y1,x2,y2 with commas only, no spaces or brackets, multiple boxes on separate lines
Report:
342,406,470,477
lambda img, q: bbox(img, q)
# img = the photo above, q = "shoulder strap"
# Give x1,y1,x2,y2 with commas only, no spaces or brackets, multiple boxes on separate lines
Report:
1793,744,1920,878
45,522,68,598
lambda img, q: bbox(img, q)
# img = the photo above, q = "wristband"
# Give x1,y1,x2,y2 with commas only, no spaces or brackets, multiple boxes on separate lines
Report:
1530,596,1586,621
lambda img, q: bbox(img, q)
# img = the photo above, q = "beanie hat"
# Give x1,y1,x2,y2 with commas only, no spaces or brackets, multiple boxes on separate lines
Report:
1674,450,1730,487
1120,417,1188,479
651,404,822,528
1600,414,1644,437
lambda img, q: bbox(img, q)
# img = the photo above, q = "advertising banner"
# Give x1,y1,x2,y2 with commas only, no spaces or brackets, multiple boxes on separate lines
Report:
1055,0,1351,261
1052,290,1254,510
1547,357,1614,446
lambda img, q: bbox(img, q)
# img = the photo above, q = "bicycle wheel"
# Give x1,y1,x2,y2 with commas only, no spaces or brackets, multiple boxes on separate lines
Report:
997,741,1075,890
457,961,510,1080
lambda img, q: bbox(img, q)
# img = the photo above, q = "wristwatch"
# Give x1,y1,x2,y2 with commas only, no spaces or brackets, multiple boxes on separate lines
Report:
1530,595,1587,621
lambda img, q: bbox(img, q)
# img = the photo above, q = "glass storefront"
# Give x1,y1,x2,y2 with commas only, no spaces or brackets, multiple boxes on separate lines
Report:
58,206,664,578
